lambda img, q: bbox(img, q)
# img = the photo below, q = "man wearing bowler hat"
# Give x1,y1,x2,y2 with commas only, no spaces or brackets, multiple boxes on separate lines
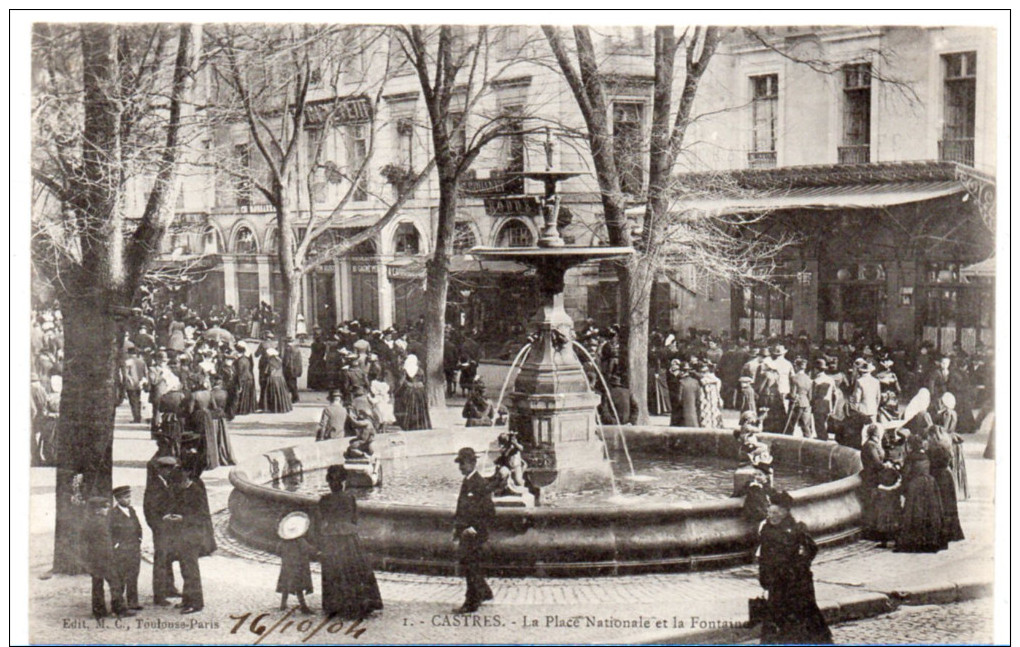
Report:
452,447,495,613
109,486,144,610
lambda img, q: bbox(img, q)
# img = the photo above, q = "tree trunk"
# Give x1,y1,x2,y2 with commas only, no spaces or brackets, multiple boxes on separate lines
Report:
52,295,119,573
275,193,298,338
423,179,457,408
625,255,657,425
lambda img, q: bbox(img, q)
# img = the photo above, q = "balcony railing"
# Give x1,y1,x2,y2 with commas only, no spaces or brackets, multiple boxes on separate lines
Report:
939,138,975,166
460,170,525,197
838,145,871,164
747,150,777,169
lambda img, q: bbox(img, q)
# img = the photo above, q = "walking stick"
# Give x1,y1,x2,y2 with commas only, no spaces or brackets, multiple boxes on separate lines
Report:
780,400,797,435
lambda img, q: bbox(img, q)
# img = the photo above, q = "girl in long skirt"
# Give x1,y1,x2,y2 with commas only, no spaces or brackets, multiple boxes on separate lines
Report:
315,465,383,619
895,435,945,553
697,363,724,429
873,463,903,547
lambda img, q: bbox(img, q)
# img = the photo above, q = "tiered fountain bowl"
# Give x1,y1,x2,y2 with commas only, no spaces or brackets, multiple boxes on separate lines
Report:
228,177,864,575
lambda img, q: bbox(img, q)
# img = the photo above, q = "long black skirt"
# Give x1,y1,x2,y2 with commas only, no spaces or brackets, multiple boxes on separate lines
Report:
261,375,293,413
234,378,257,416
895,475,944,553
395,385,431,431
932,467,965,544
320,535,383,619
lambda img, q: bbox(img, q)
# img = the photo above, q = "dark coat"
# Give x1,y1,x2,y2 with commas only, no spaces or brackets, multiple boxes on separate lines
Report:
454,471,495,544
283,344,303,379
109,505,143,556
603,385,639,425
677,376,701,427
83,513,117,580
169,478,216,558
758,517,832,644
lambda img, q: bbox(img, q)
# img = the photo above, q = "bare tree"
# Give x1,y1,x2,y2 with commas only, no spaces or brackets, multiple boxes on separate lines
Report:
207,24,435,337
31,23,201,573
391,24,546,406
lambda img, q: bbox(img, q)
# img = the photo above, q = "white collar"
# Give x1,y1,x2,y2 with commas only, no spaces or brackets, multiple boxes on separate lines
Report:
464,469,477,481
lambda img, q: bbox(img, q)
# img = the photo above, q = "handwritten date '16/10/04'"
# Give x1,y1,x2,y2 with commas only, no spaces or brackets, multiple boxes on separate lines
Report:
228,610,367,644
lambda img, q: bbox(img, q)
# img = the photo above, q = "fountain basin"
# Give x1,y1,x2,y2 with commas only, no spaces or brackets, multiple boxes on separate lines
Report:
227,426,863,576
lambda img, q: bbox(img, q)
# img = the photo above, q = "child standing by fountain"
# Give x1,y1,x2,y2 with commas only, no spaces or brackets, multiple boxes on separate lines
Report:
276,512,316,614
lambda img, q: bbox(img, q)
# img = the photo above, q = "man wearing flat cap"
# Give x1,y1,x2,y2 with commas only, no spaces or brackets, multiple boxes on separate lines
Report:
452,447,495,613
109,486,143,610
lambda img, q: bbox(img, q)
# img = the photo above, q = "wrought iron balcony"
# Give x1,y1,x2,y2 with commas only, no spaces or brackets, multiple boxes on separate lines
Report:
938,138,975,166
838,145,871,164
747,150,777,169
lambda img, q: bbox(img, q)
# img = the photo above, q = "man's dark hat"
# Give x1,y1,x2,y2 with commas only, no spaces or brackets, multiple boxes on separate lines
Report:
112,486,131,498
327,389,340,401
454,447,478,464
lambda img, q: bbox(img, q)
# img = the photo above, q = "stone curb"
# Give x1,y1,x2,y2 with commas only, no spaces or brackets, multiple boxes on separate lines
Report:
631,578,994,645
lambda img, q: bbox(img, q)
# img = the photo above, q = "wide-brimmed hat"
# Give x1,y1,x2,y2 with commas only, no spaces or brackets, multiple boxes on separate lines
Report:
277,511,311,540
771,490,795,509
155,456,179,468
940,392,956,410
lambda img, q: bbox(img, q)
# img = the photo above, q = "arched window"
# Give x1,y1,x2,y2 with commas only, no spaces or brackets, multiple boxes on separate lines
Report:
453,222,477,255
351,237,377,256
202,226,222,254
497,219,533,248
393,222,420,256
234,226,258,254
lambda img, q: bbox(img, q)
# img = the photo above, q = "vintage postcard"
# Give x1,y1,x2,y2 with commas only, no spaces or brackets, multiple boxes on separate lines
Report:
16,9,1007,646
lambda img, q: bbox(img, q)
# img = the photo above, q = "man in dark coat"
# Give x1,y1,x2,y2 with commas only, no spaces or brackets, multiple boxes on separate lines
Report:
109,486,144,610
677,365,702,427
601,374,639,425
168,470,216,614
83,496,133,619
143,455,180,605
452,447,495,613
859,425,885,539
282,337,303,403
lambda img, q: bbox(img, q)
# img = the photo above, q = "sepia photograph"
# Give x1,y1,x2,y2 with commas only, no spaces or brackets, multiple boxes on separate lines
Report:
16,9,1007,645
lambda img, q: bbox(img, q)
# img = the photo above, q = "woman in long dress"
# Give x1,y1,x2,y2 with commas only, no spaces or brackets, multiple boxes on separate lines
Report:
315,465,383,619
232,344,257,416
757,491,833,645
936,393,968,499
260,348,293,414
894,435,945,553
185,375,235,471
394,355,431,431
307,331,327,391
926,416,965,545
696,362,724,429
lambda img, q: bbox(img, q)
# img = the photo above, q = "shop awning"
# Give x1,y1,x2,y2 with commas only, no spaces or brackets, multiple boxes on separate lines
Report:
450,255,533,274
627,180,966,216
961,256,996,278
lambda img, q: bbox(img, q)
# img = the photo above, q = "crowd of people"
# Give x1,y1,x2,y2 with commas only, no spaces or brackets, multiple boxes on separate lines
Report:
32,297,994,635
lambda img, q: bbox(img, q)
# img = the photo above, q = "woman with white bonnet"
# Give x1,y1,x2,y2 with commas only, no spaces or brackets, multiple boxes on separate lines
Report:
393,354,431,431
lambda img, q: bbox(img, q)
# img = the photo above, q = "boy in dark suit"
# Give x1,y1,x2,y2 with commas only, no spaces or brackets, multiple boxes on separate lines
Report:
109,486,144,610
452,447,495,613
83,496,134,620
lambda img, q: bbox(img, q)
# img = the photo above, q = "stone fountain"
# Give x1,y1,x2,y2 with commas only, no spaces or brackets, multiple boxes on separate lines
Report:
471,167,632,502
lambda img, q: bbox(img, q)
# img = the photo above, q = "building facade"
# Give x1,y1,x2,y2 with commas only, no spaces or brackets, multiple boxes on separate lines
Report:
158,25,995,352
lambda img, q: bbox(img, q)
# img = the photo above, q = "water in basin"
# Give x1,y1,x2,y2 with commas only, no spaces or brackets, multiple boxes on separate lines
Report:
267,446,827,508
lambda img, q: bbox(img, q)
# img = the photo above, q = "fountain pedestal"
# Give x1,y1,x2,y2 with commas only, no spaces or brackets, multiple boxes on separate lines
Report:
472,246,633,502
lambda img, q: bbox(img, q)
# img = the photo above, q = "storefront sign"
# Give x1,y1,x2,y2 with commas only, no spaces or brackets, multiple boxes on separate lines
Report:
305,95,373,126
351,263,377,275
483,195,541,217
387,263,426,280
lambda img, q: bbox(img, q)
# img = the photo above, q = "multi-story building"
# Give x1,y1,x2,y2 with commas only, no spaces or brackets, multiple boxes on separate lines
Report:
674,26,996,352
163,24,995,352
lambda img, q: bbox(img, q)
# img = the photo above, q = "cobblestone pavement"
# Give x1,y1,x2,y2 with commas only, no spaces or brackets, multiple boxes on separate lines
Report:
28,397,999,645
830,599,995,645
